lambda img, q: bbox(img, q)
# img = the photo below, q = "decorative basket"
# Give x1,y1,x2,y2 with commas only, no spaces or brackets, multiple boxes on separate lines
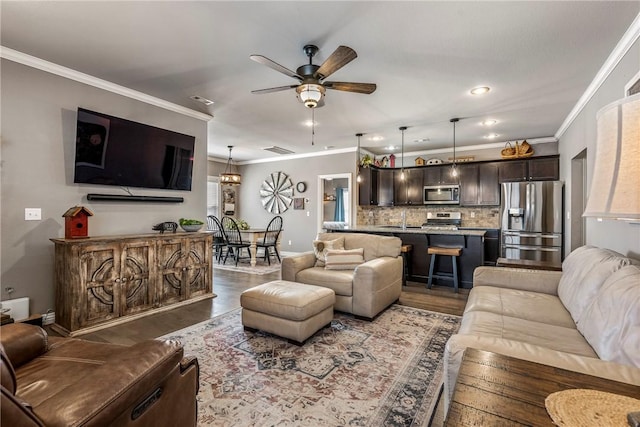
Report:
501,140,534,159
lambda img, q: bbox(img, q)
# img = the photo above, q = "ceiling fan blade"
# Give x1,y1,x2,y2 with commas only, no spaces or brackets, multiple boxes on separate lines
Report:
251,85,298,94
314,46,357,79
250,55,303,80
323,81,377,94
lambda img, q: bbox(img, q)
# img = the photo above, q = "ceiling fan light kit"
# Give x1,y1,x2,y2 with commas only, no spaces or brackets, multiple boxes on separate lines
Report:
251,44,376,109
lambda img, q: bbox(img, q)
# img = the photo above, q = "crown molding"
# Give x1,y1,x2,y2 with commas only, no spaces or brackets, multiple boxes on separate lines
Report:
0,46,213,122
235,147,356,165
388,137,557,158
555,12,640,139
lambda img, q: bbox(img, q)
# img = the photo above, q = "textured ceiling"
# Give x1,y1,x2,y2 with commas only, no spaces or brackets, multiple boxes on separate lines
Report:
2,1,638,161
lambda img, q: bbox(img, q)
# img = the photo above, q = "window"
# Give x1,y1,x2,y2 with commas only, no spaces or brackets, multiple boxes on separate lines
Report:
207,177,220,218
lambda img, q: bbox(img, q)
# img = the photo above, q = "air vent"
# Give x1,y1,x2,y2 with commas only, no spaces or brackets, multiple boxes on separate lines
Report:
263,146,295,155
190,95,214,106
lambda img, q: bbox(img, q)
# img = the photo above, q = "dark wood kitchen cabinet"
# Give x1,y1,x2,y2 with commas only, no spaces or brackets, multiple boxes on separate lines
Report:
394,168,423,205
499,156,559,182
423,165,458,186
460,163,500,206
377,168,395,206
358,166,378,206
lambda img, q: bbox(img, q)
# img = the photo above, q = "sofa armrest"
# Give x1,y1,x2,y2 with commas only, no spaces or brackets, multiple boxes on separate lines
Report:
32,339,194,426
0,323,48,369
443,333,640,414
473,266,563,295
281,251,316,281
352,257,403,318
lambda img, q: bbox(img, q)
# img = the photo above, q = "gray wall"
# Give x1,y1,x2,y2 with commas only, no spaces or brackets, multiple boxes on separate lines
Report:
236,153,356,253
558,38,640,259
1,60,209,314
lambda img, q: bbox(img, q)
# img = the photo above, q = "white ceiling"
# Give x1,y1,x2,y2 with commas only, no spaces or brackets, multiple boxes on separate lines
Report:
2,1,638,162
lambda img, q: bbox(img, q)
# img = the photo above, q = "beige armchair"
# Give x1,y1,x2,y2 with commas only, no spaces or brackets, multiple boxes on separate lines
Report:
282,232,402,319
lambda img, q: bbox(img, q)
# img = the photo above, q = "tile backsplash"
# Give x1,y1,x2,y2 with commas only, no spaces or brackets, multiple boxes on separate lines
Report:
356,205,501,229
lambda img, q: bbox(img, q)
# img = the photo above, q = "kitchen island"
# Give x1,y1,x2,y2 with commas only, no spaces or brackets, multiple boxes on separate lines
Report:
329,226,486,289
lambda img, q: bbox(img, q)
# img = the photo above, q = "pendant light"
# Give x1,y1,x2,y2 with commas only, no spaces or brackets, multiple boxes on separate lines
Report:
356,133,363,183
450,118,459,178
220,145,241,185
399,126,407,180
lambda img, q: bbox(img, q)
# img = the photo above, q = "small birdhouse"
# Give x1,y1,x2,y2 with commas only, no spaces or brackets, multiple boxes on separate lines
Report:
415,157,426,166
63,206,94,239
389,153,396,168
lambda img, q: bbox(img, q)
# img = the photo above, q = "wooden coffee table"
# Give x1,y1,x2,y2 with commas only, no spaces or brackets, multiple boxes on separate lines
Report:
445,348,640,426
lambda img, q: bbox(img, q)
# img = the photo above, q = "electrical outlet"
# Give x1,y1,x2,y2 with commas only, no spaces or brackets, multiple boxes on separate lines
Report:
470,212,476,218
25,208,42,221
288,240,292,246
306,211,310,217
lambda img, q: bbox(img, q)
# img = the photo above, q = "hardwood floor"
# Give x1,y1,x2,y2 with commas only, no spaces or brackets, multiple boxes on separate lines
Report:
67,270,468,345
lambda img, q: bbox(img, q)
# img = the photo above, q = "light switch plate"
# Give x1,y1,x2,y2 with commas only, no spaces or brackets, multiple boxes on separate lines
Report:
25,208,42,221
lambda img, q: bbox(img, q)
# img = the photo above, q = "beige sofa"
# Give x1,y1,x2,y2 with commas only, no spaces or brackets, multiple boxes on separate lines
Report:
282,232,402,319
444,245,640,411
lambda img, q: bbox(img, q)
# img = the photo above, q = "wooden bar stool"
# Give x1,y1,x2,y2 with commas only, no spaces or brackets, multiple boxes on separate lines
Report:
427,246,463,292
400,244,413,286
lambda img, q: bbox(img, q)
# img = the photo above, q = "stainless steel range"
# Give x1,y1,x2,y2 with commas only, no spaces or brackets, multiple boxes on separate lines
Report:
421,212,461,231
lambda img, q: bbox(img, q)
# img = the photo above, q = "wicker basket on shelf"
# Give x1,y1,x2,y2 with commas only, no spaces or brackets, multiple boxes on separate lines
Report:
501,140,534,159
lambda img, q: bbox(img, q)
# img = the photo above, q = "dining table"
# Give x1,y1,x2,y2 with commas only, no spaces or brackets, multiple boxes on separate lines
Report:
239,228,282,267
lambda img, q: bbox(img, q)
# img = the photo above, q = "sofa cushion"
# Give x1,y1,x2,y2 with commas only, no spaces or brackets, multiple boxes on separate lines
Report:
324,248,365,270
578,265,640,368
312,237,344,267
464,286,576,328
558,246,635,324
458,311,598,358
316,233,401,261
296,267,354,296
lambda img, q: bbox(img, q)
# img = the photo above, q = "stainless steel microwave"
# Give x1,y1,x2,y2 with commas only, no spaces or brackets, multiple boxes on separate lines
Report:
423,185,460,205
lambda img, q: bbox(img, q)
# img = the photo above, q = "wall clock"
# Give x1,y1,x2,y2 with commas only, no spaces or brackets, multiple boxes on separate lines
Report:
260,171,294,214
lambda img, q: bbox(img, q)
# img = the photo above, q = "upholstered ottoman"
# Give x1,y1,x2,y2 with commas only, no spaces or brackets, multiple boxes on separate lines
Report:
240,280,335,344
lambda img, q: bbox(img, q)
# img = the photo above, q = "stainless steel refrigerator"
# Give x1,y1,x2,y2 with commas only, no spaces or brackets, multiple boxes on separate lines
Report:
501,181,564,263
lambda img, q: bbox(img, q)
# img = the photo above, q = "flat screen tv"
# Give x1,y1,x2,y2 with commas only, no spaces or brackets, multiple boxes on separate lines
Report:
73,108,195,191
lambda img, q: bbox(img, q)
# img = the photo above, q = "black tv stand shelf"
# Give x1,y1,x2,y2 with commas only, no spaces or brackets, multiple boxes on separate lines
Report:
87,194,184,203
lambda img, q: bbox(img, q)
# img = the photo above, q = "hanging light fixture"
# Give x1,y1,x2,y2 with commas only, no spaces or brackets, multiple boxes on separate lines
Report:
356,133,363,183
296,83,325,109
450,118,460,178
220,145,241,185
399,126,407,180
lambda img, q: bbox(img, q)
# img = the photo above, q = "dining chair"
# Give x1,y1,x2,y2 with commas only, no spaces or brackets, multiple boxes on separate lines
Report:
221,216,250,266
256,215,283,265
207,215,228,263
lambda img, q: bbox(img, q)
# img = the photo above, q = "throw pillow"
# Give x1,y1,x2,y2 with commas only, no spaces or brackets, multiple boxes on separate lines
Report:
324,248,365,270
312,237,345,267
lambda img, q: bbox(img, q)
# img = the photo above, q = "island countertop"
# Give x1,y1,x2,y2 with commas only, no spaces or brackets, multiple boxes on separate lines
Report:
336,225,486,237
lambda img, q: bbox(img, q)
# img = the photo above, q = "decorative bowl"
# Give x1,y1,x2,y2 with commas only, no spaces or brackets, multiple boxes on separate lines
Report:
180,224,203,232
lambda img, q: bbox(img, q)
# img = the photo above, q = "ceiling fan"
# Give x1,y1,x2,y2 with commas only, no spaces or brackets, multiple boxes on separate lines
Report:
250,44,376,108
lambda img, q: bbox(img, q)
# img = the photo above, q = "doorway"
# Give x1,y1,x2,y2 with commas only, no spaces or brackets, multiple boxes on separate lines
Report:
317,173,352,232
570,149,587,251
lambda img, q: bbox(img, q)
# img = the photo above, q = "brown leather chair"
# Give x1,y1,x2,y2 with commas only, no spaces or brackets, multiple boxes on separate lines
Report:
1,323,199,426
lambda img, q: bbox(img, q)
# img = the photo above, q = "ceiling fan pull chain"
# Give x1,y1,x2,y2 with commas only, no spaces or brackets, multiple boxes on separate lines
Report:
311,108,315,145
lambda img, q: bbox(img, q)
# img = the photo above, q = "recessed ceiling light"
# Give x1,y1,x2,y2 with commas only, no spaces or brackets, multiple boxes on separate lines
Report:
369,136,384,141
483,133,500,139
324,145,334,150
481,119,498,126
303,120,317,127
386,145,396,150
414,138,430,143
470,86,490,95
190,95,214,105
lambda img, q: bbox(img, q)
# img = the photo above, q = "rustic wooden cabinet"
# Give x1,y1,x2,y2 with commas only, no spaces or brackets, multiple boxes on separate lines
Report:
377,168,395,206
51,232,213,336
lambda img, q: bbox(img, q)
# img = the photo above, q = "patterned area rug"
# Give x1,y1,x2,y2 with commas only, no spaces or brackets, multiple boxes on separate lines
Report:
161,305,461,426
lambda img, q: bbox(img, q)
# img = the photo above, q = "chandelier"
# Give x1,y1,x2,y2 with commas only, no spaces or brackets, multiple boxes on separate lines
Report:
220,145,241,185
